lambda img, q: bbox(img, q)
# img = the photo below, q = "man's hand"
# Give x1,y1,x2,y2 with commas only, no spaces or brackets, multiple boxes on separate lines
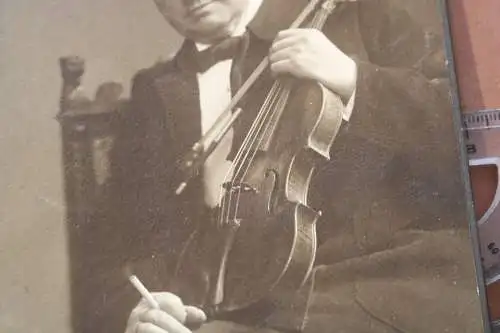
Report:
125,292,207,333
269,28,357,101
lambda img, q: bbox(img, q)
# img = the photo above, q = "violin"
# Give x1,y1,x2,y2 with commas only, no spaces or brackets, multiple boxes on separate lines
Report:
169,0,347,316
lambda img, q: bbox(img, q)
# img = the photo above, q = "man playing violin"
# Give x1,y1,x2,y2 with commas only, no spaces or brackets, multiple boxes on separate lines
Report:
122,0,483,332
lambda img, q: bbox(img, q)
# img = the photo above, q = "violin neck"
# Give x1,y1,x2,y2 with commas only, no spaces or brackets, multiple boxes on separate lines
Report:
308,0,337,30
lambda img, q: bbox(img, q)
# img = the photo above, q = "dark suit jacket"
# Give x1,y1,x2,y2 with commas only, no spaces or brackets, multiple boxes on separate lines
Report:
118,1,485,332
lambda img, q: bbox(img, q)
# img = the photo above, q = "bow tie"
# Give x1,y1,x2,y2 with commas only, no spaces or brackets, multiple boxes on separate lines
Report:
192,34,248,73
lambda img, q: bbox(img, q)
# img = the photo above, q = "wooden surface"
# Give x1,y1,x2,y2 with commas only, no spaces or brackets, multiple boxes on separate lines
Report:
446,0,500,323
447,0,500,112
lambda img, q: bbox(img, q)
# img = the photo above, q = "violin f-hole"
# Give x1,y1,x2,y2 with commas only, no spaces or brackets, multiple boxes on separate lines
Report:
263,168,279,213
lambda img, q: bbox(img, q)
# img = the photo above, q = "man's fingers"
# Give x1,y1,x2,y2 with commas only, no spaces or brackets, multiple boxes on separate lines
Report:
155,292,187,323
271,34,302,54
133,293,207,332
139,309,191,333
131,301,150,318
185,305,207,330
136,322,168,333
270,59,303,77
275,28,306,40
269,46,300,64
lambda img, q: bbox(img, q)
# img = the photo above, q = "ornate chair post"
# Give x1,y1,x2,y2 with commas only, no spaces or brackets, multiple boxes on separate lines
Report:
57,56,134,333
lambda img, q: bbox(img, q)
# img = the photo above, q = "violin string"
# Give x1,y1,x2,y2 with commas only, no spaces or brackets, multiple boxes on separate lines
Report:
227,0,327,178
228,82,285,221
223,6,326,221
217,3,331,225
218,82,284,225
226,83,282,182
223,83,283,225
231,81,290,221
237,82,290,182
238,83,290,182
220,15,324,225
231,9,325,187
232,83,286,181
230,81,288,214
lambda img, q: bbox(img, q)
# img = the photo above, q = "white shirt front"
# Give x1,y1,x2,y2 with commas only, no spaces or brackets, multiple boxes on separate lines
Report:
195,0,356,208
197,59,235,208
195,0,263,208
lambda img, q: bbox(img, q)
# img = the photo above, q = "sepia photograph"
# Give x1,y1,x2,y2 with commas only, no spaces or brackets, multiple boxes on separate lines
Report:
0,0,490,332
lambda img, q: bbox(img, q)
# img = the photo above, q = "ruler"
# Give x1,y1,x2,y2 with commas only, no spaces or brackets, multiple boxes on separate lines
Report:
464,108,500,284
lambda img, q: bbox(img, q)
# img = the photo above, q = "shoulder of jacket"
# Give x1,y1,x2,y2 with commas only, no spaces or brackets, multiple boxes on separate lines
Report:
132,52,178,83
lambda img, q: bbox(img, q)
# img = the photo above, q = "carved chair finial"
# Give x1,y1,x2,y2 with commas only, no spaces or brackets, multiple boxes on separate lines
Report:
60,56,85,86
59,56,90,113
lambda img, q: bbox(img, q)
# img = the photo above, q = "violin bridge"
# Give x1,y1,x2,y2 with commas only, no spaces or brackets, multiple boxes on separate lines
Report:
222,182,258,194
228,218,241,228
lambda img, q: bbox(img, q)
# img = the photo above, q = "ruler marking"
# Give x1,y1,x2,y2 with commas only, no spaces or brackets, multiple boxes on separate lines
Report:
463,109,500,131
463,108,500,278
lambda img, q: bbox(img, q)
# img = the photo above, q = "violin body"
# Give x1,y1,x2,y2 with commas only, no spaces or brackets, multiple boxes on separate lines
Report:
170,79,344,314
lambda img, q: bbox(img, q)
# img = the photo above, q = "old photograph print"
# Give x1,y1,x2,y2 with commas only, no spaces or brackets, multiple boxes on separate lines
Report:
0,0,488,332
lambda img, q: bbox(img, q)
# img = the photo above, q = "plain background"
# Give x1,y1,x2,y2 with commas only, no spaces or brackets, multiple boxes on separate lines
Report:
0,0,499,332
0,1,181,332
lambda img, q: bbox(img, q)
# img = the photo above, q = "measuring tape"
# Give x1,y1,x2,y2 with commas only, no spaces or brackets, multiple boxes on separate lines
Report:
463,108,500,284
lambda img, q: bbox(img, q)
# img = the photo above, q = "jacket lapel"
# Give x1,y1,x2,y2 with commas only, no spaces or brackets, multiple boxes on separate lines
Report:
152,40,202,156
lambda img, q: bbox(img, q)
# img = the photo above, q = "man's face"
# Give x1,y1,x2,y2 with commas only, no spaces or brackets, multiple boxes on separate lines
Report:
153,0,251,43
